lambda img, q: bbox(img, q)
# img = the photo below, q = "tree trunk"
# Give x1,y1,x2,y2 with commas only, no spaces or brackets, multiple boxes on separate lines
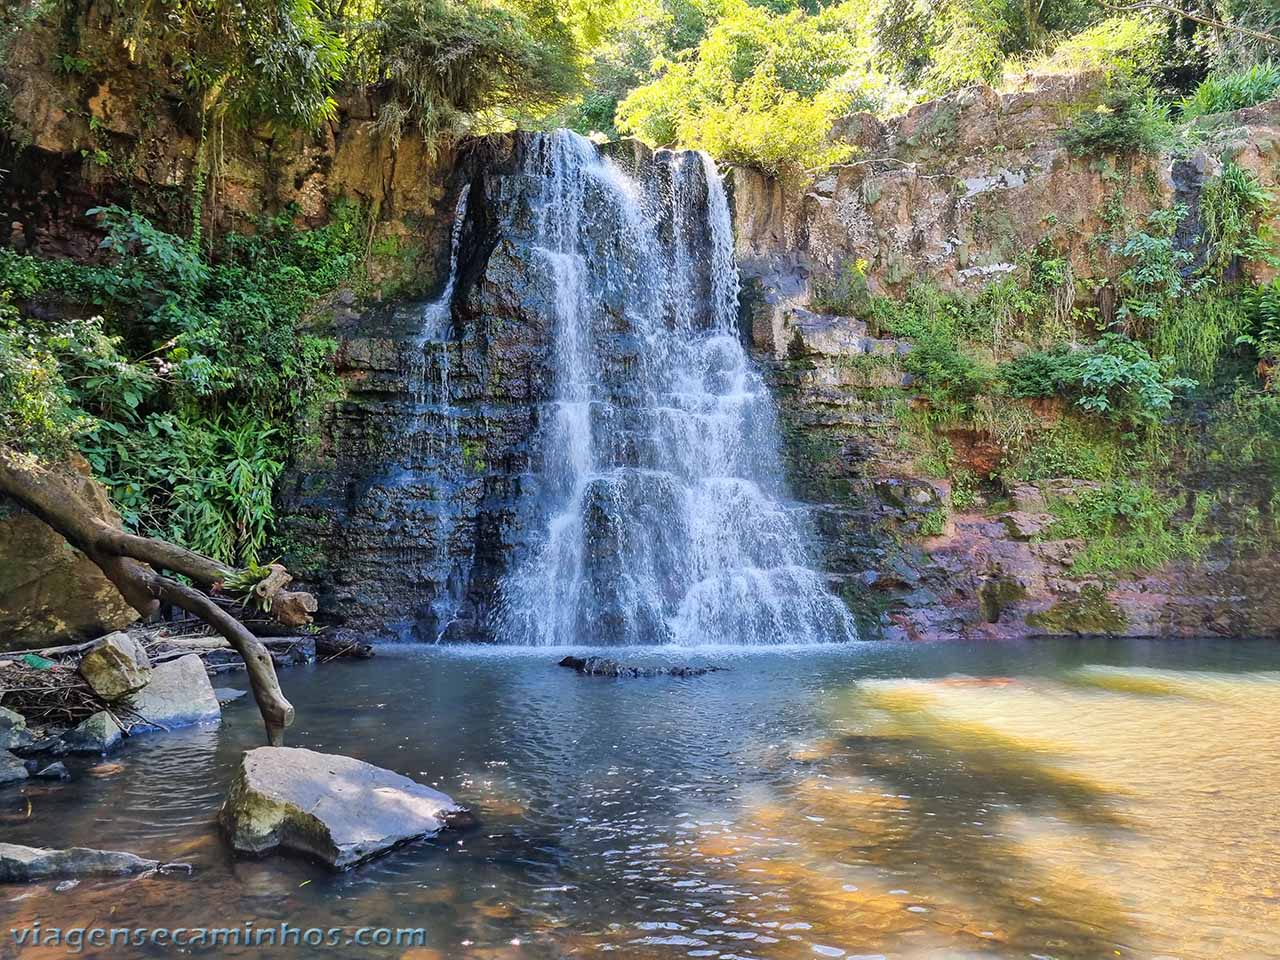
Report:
0,446,308,745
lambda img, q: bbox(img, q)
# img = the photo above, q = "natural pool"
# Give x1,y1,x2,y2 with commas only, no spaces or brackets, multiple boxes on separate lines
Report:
5,639,1280,959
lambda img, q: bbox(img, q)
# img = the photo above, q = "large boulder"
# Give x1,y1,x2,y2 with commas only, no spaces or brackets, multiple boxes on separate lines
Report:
127,655,220,731
0,842,157,882
0,456,138,651
78,635,150,701
220,747,468,869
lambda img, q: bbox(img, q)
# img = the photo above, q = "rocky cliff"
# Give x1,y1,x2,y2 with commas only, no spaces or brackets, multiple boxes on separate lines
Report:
736,75,1280,641
6,24,1280,645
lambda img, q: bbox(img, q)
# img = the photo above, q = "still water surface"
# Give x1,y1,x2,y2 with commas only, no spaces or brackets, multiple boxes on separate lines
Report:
4,640,1280,959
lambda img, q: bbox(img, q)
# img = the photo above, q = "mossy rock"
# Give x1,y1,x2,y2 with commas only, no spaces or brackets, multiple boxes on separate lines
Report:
1026,587,1127,635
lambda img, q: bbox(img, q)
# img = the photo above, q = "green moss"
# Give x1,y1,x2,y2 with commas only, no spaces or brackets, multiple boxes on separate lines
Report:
1026,585,1128,635
978,576,1027,623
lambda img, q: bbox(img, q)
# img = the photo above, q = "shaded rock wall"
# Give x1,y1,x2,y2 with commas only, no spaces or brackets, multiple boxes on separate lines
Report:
0,457,138,650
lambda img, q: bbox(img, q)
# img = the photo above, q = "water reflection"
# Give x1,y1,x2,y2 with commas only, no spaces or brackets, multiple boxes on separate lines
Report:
3,641,1280,958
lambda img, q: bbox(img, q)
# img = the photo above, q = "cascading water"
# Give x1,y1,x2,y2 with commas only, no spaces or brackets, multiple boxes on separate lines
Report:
495,131,856,646
407,184,470,639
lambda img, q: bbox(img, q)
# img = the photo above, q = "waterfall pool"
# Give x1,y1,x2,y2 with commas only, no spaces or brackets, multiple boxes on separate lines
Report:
5,639,1280,959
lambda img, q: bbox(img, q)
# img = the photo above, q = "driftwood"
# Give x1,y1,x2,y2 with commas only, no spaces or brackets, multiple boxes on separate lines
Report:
0,661,152,728
0,447,313,746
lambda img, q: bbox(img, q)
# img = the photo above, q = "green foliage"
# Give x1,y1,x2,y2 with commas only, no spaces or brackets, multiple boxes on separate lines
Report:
812,258,872,315
1062,83,1174,157
97,0,346,130
1071,333,1195,423
0,205,361,565
616,0,876,173
1006,418,1122,482
352,0,582,146
1000,334,1194,424
1198,160,1276,277
869,283,997,416
1113,204,1196,335
1028,14,1165,80
1236,278,1280,362
1043,480,1211,574
1151,291,1249,379
1180,62,1280,120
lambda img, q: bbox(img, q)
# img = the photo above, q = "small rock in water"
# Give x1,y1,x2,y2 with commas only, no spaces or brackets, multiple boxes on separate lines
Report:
63,711,123,755
0,842,158,882
557,656,723,678
0,750,29,785
54,879,79,892
214,687,248,705
0,706,33,752
220,746,471,870
34,762,70,780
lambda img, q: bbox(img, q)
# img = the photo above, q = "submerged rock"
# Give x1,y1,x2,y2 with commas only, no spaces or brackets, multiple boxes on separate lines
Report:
128,654,220,731
220,747,469,870
78,635,150,700
0,842,157,882
214,687,247,705
557,656,724,678
63,711,123,754
33,761,69,780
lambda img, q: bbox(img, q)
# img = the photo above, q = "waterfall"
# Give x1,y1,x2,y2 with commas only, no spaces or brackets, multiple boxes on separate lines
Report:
406,184,471,639
494,131,856,646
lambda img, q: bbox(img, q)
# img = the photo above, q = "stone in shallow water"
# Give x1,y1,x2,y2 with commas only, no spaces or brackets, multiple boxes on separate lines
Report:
63,711,123,754
0,842,157,881
220,747,469,870
129,654,220,731
0,706,32,752
0,750,28,785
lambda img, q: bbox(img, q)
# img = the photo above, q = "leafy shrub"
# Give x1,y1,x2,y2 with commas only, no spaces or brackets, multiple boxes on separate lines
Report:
998,334,1193,424
616,1,874,173
1113,205,1196,336
1152,292,1250,380
1044,480,1211,574
1005,418,1121,482
1062,83,1174,156
1198,160,1276,277
0,204,361,564
1001,346,1080,398
352,0,582,146
1180,62,1280,120
1028,14,1165,80
95,0,346,130
812,258,873,315
1237,278,1280,363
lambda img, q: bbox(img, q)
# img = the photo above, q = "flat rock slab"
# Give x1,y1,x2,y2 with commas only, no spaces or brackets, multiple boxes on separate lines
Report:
220,747,468,870
129,654,220,731
0,843,157,882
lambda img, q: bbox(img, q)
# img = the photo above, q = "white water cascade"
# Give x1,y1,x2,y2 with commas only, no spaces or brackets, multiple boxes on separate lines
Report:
494,131,856,646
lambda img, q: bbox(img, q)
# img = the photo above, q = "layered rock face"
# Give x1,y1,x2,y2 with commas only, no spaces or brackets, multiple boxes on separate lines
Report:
736,77,1280,641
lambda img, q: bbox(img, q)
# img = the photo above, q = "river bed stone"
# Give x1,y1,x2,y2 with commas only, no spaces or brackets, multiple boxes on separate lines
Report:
220,746,469,869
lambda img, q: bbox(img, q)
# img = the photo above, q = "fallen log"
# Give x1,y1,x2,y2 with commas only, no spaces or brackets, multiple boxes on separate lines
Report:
0,447,310,746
